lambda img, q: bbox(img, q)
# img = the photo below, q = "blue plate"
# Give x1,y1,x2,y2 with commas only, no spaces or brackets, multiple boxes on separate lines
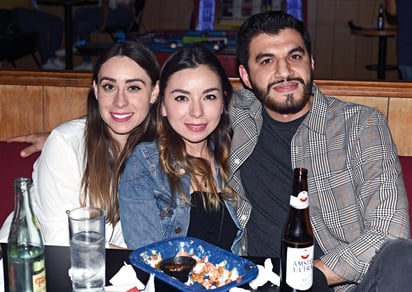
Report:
129,237,258,291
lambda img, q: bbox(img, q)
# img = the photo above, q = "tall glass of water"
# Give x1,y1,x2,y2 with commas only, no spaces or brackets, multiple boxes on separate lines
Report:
68,207,105,292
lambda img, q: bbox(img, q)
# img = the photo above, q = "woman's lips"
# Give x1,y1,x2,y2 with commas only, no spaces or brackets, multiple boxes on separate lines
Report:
185,123,207,132
111,112,133,122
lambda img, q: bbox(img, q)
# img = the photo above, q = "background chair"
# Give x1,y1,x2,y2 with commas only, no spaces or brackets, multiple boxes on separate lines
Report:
76,0,146,57
0,9,40,68
104,0,146,42
0,31,40,68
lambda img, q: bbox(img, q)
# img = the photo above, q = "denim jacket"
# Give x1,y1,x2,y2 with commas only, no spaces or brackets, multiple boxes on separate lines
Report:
119,140,242,253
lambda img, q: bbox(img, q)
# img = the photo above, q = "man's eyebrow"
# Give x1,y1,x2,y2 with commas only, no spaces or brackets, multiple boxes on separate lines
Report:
254,46,306,62
255,52,274,63
290,46,306,55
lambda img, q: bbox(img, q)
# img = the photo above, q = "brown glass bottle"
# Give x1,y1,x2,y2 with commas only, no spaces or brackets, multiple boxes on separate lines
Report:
280,168,313,292
377,3,384,30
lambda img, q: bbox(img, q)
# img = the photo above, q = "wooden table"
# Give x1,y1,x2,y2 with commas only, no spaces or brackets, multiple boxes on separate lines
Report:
38,0,98,69
350,26,397,79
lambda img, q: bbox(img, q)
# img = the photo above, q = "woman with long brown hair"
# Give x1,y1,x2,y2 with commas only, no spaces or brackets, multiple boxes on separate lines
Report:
119,45,242,253
0,41,160,247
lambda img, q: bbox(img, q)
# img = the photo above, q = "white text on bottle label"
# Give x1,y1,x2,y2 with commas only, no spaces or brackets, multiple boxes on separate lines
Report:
286,245,314,290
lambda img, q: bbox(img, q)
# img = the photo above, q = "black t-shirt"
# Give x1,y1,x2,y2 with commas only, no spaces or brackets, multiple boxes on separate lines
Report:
187,191,238,251
241,109,301,257
241,109,322,259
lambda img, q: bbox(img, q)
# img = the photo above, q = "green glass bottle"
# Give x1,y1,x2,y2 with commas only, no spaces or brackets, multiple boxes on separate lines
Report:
7,177,46,292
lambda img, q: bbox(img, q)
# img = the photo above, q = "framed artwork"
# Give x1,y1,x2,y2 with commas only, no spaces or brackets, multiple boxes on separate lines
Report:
210,0,307,29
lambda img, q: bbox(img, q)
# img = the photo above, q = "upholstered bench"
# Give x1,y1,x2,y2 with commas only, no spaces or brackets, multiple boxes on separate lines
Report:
1,141,411,236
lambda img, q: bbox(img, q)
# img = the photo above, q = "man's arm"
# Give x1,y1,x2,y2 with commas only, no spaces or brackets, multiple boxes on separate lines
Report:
314,259,345,286
6,133,49,157
315,109,409,285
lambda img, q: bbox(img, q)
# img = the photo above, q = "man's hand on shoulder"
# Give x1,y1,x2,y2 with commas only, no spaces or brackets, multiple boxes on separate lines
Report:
7,132,49,158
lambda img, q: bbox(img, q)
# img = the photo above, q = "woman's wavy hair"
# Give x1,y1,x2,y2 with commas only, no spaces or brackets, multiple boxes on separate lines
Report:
81,41,160,227
157,44,234,210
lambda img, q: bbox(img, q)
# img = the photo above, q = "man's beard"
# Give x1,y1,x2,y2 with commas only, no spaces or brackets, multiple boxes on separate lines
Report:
251,75,313,115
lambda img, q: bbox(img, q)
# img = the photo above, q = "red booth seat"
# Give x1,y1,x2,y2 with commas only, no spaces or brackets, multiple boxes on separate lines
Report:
1,141,412,235
0,141,40,224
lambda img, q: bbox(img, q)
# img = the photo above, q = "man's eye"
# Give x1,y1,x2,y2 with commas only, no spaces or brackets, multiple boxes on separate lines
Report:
261,58,273,65
291,54,303,60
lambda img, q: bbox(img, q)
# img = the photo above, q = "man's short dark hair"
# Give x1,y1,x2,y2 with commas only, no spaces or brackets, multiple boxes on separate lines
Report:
236,10,312,71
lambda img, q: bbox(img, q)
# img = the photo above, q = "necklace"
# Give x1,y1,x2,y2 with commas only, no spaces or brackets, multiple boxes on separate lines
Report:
216,202,225,243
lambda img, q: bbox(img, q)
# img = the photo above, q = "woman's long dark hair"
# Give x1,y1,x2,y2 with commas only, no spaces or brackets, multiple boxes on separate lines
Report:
81,41,160,226
157,45,234,210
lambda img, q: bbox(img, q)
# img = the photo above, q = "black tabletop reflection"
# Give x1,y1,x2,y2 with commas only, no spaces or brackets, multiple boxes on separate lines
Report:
1,243,328,291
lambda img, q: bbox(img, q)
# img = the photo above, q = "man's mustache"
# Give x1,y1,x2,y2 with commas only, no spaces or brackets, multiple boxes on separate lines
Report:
266,77,305,93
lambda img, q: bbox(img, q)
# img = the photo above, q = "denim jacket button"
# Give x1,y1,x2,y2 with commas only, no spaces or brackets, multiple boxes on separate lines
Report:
174,226,182,233
160,210,167,217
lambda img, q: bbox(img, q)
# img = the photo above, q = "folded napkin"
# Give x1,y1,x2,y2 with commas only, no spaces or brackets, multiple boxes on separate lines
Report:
230,258,280,291
105,262,146,292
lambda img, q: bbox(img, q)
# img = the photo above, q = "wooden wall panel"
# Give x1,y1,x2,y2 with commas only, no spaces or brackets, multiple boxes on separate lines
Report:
43,86,88,132
0,85,43,138
1,71,412,155
387,98,412,156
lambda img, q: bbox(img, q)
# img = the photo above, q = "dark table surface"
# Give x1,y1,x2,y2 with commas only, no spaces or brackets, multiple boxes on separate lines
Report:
1,243,328,291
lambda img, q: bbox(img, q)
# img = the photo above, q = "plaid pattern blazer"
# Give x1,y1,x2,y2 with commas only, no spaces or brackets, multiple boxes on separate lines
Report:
229,84,410,291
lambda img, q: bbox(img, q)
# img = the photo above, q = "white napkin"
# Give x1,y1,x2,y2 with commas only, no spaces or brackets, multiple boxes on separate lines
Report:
247,258,280,290
105,262,146,292
143,274,155,292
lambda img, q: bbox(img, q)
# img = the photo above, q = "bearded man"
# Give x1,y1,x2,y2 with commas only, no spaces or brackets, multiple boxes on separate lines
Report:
229,10,411,292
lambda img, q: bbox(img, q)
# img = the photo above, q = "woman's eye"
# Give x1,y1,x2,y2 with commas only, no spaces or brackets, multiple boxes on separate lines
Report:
128,85,141,92
174,95,187,101
205,94,217,100
102,84,115,91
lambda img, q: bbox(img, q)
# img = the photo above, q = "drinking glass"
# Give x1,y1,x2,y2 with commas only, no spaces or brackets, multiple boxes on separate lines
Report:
68,207,105,292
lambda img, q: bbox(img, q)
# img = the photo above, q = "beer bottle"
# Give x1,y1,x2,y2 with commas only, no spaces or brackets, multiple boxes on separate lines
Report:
377,4,384,30
280,168,313,292
7,177,46,292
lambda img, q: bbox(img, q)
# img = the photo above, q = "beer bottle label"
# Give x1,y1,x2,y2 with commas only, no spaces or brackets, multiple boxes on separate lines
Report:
289,191,309,209
33,259,46,292
286,245,314,290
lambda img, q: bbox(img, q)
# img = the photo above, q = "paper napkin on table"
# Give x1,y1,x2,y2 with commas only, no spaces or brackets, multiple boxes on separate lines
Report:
247,258,280,290
105,262,146,292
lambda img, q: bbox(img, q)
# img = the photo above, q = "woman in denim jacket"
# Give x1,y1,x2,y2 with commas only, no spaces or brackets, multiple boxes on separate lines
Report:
119,45,242,253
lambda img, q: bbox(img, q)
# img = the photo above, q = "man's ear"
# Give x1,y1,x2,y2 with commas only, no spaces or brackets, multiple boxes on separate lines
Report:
239,64,252,89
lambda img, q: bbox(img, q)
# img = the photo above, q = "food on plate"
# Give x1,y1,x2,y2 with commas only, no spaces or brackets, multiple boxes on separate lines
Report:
142,249,242,289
